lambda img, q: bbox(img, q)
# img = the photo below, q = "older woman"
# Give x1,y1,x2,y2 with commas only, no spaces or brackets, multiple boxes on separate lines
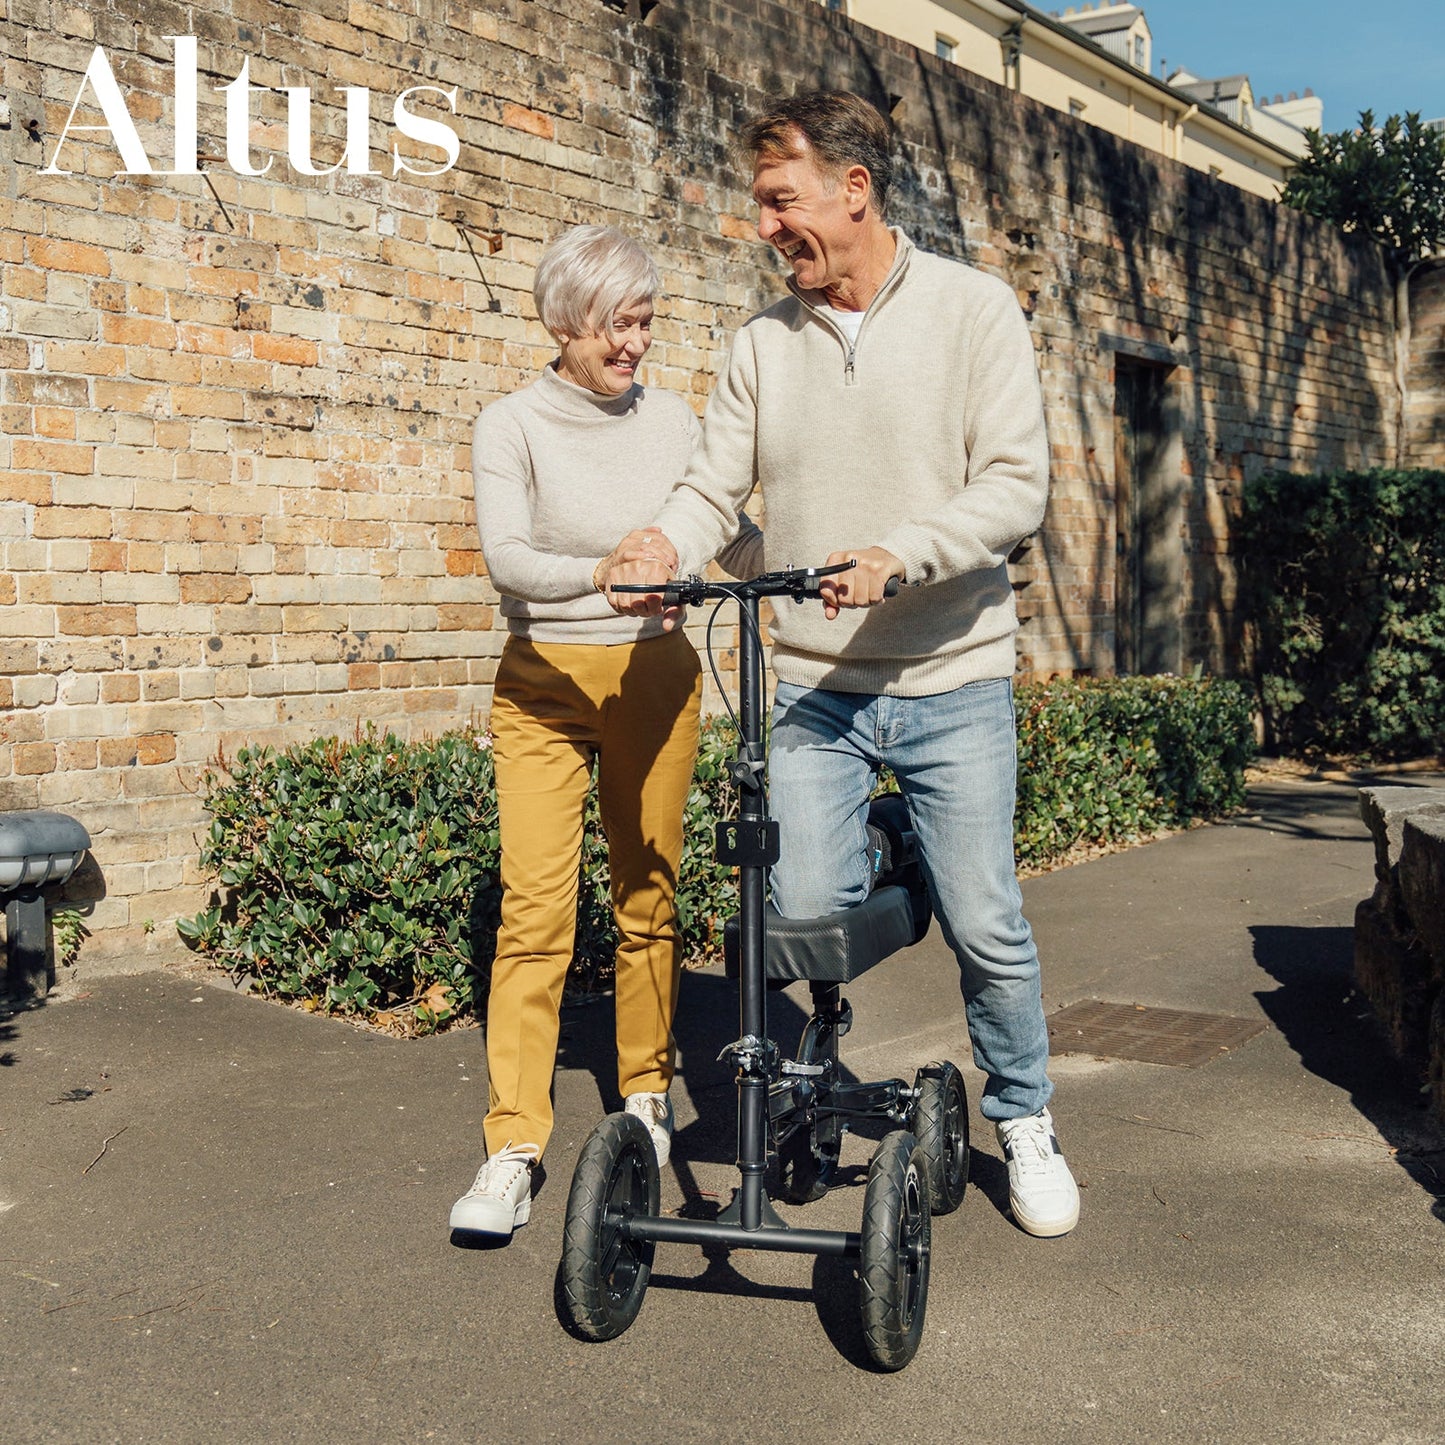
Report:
450,225,761,1238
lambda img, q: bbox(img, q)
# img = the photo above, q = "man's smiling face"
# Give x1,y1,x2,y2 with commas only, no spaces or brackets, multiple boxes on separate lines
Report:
751,138,858,300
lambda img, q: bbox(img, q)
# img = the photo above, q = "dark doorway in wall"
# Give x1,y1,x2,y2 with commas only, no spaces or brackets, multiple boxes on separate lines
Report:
1113,356,1182,675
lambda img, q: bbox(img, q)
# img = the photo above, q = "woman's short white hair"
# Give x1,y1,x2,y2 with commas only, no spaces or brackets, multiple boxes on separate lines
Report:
533,225,659,339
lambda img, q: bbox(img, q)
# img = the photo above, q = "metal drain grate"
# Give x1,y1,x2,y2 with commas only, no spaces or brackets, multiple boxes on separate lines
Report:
1047,999,1265,1068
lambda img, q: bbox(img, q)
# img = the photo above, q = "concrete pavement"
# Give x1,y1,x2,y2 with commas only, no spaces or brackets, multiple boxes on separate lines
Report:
3,776,1443,1443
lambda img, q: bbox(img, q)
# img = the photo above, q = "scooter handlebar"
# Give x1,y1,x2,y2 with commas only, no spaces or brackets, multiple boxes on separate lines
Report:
610,562,901,605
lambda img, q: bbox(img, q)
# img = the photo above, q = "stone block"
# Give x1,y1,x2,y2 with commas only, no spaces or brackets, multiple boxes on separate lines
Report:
1353,896,1434,1068
1357,785,1445,918
1431,993,1445,1127
1399,815,1445,979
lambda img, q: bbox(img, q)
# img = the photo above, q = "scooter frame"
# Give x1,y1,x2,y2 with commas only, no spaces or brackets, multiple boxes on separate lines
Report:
561,564,968,1370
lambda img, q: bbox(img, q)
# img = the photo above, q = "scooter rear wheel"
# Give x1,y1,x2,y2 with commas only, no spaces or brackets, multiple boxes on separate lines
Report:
859,1130,931,1371
910,1061,970,1214
561,1113,659,1340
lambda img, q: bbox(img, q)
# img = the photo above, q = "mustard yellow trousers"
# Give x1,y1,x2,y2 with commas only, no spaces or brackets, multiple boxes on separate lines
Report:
483,631,703,1158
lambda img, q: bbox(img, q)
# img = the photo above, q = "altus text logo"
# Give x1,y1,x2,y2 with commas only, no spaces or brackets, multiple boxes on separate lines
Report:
45,36,461,178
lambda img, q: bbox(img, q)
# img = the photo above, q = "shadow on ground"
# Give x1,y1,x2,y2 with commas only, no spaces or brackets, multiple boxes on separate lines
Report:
0,992,40,1068
550,962,1008,1359
1251,923,1445,1223
1230,782,1376,844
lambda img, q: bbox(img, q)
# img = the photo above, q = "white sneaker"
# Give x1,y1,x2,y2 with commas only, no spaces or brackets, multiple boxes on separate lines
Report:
996,1108,1080,1238
624,1091,674,1168
449,1142,539,1236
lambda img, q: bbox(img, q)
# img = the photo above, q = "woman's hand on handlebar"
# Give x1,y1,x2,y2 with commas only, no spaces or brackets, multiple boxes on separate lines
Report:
818,547,905,619
597,528,685,629
594,528,679,590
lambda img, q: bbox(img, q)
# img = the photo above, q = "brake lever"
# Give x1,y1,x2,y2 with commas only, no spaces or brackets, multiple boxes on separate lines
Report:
610,576,707,606
792,567,901,603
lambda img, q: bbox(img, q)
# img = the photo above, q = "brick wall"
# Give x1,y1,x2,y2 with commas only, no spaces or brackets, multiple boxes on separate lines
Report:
1406,262,1445,468
1,0,1401,957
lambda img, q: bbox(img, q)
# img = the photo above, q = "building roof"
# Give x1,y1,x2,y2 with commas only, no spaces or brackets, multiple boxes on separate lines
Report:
985,2,1301,163
1059,7,1146,38
1171,74,1251,105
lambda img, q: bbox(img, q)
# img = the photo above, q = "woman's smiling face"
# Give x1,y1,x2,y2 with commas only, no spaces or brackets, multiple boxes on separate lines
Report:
555,299,653,396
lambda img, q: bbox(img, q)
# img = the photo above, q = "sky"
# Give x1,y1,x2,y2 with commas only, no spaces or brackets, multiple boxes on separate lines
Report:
1127,0,1444,131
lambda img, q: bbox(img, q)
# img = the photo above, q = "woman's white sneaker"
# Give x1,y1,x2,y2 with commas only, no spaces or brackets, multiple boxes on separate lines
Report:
996,1108,1080,1238
449,1142,539,1236
624,1091,674,1168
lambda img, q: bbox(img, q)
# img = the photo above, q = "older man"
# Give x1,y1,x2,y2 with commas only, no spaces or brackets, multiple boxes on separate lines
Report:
604,90,1077,1238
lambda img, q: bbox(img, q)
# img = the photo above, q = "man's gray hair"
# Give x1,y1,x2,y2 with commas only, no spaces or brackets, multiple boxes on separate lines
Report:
532,225,660,339
741,91,894,219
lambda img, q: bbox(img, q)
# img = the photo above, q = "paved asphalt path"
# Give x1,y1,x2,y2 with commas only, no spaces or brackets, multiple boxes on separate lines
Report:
3,777,1442,1443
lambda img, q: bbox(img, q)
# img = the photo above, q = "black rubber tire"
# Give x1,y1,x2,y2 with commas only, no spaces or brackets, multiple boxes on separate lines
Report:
859,1130,932,1371
561,1113,660,1341
910,1061,970,1215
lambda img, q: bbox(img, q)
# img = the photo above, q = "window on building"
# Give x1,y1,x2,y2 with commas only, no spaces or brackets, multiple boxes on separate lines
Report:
824,0,846,12
935,34,957,62
1069,97,1087,118
1133,35,1145,68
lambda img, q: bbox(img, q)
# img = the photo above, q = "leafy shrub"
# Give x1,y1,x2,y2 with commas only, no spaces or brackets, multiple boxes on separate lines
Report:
178,719,740,1026
179,679,1252,1026
1012,676,1255,867
1239,468,1445,760
50,908,88,969
177,726,503,1023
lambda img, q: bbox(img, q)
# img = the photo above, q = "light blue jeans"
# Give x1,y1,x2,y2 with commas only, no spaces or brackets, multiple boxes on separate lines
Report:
769,677,1053,1122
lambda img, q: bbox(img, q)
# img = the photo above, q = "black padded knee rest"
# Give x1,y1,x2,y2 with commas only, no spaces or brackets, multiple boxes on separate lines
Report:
723,884,923,985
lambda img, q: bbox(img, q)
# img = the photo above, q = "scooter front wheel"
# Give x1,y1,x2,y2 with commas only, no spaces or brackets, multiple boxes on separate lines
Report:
561,1113,659,1340
858,1130,931,1371
910,1060,970,1214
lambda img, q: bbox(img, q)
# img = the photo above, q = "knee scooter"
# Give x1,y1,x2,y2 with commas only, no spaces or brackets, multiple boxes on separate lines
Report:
560,564,970,1371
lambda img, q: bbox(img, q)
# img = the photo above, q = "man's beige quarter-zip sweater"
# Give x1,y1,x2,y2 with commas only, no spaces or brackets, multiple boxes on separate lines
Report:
653,230,1050,696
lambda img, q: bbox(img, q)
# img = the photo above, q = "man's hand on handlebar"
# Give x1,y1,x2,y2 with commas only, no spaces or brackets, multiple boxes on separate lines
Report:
597,528,685,630
818,547,906,619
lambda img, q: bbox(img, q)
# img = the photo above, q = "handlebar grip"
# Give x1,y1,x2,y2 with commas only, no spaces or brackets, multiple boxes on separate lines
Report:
884,577,900,598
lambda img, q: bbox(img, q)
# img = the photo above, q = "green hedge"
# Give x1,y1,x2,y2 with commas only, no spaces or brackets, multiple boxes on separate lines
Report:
179,677,1253,1026
1239,468,1445,760
1013,676,1254,866
177,720,737,1029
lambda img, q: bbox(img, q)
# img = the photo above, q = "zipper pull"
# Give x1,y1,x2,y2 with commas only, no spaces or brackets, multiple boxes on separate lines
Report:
845,346,856,384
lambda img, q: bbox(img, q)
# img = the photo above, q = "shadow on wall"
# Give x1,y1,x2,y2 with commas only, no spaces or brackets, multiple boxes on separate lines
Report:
630,1,1395,678
1250,923,1445,1224
1406,259,1445,467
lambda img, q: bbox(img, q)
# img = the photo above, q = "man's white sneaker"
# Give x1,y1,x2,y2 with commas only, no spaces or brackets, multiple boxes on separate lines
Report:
996,1108,1080,1238
449,1142,539,1236
624,1091,674,1168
